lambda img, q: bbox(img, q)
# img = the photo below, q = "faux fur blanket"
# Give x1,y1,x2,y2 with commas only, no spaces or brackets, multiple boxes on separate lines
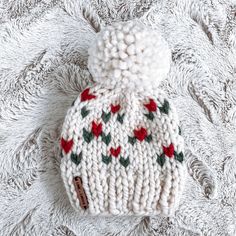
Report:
0,0,236,235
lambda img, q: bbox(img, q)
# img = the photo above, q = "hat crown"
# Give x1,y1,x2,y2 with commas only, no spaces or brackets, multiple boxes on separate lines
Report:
60,84,185,216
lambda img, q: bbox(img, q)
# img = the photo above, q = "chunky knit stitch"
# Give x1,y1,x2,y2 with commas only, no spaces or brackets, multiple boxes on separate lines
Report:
60,21,185,216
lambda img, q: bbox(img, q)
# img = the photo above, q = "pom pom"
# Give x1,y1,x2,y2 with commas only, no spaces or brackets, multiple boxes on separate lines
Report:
88,21,171,90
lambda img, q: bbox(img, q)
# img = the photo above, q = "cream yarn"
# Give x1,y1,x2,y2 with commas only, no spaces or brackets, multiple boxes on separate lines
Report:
88,21,171,90
60,21,185,216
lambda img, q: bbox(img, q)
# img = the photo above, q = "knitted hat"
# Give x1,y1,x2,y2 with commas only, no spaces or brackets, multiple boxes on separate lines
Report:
60,21,185,216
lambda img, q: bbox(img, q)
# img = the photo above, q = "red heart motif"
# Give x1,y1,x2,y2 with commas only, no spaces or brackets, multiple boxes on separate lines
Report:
163,143,175,158
110,146,121,157
134,127,147,141
91,121,102,137
80,88,96,102
60,138,73,154
111,104,121,114
144,99,157,112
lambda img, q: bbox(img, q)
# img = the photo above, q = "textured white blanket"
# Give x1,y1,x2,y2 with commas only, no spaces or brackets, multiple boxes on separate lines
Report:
1,0,236,235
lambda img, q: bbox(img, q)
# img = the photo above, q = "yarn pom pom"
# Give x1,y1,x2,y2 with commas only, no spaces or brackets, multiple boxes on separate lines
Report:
88,21,171,90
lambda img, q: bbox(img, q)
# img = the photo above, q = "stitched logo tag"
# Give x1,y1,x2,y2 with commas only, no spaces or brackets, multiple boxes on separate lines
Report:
73,177,89,209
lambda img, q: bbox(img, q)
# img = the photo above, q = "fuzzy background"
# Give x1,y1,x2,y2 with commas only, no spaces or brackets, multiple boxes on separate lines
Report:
1,0,236,235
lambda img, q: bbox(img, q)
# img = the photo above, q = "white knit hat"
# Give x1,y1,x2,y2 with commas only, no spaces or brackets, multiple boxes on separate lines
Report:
60,21,185,216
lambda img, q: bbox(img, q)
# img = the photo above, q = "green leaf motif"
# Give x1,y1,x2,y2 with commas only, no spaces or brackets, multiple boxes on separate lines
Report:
174,151,184,163
83,128,94,143
144,112,154,121
102,154,112,165
159,99,170,115
101,132,111,145
117,113,125,124
128,136,136,145
119,156,130,168
102,110,111,123
145,134,153,143
71,152,82,165
81,106,90,118
157,153,165,167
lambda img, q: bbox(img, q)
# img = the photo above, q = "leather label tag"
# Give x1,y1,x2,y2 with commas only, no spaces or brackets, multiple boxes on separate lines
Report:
73,177,89,209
